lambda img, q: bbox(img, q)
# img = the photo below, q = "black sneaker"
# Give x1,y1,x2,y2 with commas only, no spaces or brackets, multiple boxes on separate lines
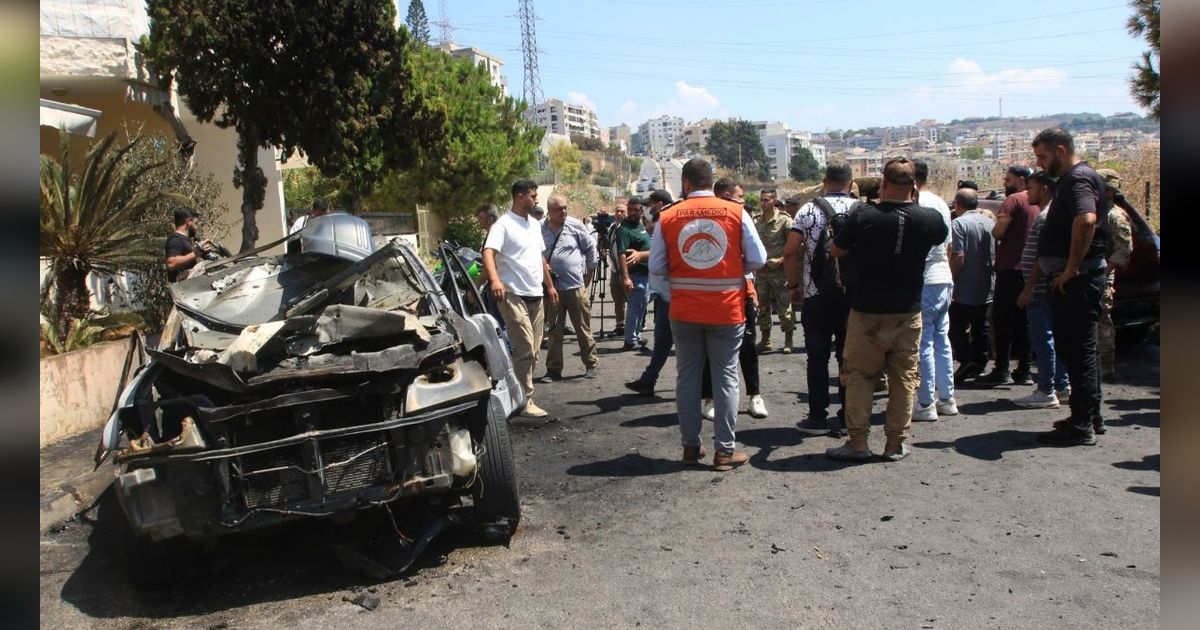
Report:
621,343,636,351
795,415,830,435
1012,370,1033,386
1052,417,1107,435
624,379,655,395
538,371,562,383
1037,426,1097,446
953,362,982,385
613,325,625,337
976,369,1014,386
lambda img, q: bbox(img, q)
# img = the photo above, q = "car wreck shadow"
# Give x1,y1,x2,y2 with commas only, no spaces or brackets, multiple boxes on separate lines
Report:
57,490,486,619
914,429,1046,461
565,453,691,477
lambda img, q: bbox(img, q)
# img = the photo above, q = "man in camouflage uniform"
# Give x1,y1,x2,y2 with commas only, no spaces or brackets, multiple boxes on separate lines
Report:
754,188,796,353
1096,169,1134,382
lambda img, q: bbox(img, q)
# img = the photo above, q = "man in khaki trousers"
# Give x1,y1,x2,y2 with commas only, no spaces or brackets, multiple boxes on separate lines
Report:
540,195,599,381
483,179,559,418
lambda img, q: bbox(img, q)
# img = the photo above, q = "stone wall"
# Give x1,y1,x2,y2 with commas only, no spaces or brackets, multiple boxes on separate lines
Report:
39,338,140,447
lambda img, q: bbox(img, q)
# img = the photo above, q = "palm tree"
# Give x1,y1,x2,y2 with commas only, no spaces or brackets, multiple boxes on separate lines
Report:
40,130,176,341
1127,0,1160,119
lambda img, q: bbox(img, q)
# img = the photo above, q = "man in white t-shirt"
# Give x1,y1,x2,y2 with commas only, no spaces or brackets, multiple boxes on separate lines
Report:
911,160,958,421
483,179,560,418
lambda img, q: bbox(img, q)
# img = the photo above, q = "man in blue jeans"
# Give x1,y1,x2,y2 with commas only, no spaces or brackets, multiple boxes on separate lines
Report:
625,211,675,395
912,160,958,422
1015,170,1070,409
614,197,652,351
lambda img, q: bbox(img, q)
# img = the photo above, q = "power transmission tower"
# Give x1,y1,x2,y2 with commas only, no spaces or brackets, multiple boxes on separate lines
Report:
518,0,546,130
436,0,454,46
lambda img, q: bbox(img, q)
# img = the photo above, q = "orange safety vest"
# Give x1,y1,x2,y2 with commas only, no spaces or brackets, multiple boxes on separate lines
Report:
659,195,747,326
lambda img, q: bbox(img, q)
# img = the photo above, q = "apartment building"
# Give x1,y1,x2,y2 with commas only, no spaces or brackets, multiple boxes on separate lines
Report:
531,98,601,139
638,115,684,157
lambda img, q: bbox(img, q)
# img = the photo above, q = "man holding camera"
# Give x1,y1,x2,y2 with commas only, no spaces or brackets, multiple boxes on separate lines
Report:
165,207,215,282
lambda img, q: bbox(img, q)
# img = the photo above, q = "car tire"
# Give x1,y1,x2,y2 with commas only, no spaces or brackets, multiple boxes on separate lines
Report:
472,397,521,542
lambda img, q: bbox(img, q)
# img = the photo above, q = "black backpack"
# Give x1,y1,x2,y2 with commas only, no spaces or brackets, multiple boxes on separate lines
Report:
809,197,861,296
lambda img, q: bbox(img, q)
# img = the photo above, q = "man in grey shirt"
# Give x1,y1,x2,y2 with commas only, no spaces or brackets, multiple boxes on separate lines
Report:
541,194,599,381
949,188,995,384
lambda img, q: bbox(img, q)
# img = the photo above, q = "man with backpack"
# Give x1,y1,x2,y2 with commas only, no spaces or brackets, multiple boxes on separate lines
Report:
784,161,860,437
823,158,948,462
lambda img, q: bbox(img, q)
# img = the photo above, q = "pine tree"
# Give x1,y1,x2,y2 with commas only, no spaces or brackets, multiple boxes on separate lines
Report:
789,147,820,182
1126,0,1159,119
406,0,431,44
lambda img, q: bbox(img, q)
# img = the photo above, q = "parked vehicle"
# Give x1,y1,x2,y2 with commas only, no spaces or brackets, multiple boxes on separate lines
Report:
97,214,524,585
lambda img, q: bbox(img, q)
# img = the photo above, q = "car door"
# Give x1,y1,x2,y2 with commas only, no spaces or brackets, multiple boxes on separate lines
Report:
436,244,525,418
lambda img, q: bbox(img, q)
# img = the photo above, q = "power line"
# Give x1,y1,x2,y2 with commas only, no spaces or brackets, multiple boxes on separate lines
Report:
435,0,454,46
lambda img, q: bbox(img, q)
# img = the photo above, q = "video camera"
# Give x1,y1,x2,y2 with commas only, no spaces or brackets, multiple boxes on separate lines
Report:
593,212,616,251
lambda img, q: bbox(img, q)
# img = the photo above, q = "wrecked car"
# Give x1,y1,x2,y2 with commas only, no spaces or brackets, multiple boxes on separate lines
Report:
96,213,525,580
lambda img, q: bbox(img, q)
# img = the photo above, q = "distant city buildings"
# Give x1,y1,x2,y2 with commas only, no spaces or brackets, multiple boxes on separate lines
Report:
531,98,601,139
636,115,684,157
437,42,508,97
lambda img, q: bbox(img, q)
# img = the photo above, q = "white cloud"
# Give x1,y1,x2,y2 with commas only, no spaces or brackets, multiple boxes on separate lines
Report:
941,58,1067,94
566,91,598,113
615,81,728,125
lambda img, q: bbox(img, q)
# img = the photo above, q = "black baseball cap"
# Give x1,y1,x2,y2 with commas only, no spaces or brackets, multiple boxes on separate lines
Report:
646,189,673,205
626,196,646,206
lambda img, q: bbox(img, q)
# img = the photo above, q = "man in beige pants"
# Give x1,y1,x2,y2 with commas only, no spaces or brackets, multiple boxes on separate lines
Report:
483,179,559,418
540,194,599,380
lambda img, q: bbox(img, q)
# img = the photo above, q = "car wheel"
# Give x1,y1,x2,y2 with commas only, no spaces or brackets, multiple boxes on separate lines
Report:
472,397,521,543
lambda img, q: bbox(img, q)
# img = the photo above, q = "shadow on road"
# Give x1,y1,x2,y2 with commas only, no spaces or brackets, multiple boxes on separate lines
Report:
619,412,677,428
1106,411,1159,429
1106,397,1159,412
914,429,1046,461
955,398,1018,415
566,393,666,419
1126,486,1159,497
565,453,690,477
1112,454,1159,472
56,490,489,619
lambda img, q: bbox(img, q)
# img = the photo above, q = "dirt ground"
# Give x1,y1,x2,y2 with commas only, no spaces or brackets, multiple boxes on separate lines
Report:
39,306,1160,629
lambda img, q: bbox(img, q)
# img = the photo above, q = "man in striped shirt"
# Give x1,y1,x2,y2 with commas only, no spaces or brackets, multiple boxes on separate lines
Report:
1014,171,1070,409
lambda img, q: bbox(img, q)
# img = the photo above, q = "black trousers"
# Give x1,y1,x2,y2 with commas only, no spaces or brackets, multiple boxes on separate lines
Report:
1048,269,1106,430
801,291,849,419
992,269,1031,372
703,300,760,397
949,302,990,367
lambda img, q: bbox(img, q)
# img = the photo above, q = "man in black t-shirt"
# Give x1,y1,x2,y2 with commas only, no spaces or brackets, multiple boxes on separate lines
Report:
825,158,948,462
165,207,213,282
1032,127,1110,446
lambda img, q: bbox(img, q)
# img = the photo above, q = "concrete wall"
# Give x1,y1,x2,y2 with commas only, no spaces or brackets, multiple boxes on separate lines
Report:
39,338,140,447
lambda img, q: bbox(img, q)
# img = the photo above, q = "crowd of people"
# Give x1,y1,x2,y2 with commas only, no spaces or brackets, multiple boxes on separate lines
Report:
163,126,1129,472
467,126,1132,469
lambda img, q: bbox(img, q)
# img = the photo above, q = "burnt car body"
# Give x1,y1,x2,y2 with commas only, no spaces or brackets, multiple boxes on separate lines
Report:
976,194,1159,338
97,214,525,561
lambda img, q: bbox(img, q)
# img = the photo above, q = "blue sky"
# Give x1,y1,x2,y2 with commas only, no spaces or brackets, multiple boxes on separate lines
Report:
410,0,1150,132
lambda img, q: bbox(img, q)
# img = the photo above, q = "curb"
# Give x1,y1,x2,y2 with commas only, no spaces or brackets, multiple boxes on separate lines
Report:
40,467,118,534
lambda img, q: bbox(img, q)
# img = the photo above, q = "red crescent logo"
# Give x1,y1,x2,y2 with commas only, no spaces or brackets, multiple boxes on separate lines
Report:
682,233,721,254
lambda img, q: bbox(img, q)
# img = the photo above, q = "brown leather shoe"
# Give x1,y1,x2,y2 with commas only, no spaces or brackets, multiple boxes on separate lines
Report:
712,450,748,471
681,445,707,465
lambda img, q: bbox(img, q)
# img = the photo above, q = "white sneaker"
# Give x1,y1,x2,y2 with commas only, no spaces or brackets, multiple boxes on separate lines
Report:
522,400,549,417
912,401,938,422
701,399,715,420
1056,386,1071,400
1014,389,1059,409
748,395,769,418
937,397,959,416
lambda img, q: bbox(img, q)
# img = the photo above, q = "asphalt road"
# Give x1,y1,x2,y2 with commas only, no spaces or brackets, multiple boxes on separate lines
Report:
40,305,1160,628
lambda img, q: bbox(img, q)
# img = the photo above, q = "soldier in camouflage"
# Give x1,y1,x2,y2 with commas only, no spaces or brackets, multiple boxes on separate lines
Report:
1096,169,1134,382
753,189,796,353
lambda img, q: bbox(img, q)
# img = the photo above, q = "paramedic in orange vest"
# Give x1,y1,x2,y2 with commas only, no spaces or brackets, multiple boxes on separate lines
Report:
649,158,768,471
